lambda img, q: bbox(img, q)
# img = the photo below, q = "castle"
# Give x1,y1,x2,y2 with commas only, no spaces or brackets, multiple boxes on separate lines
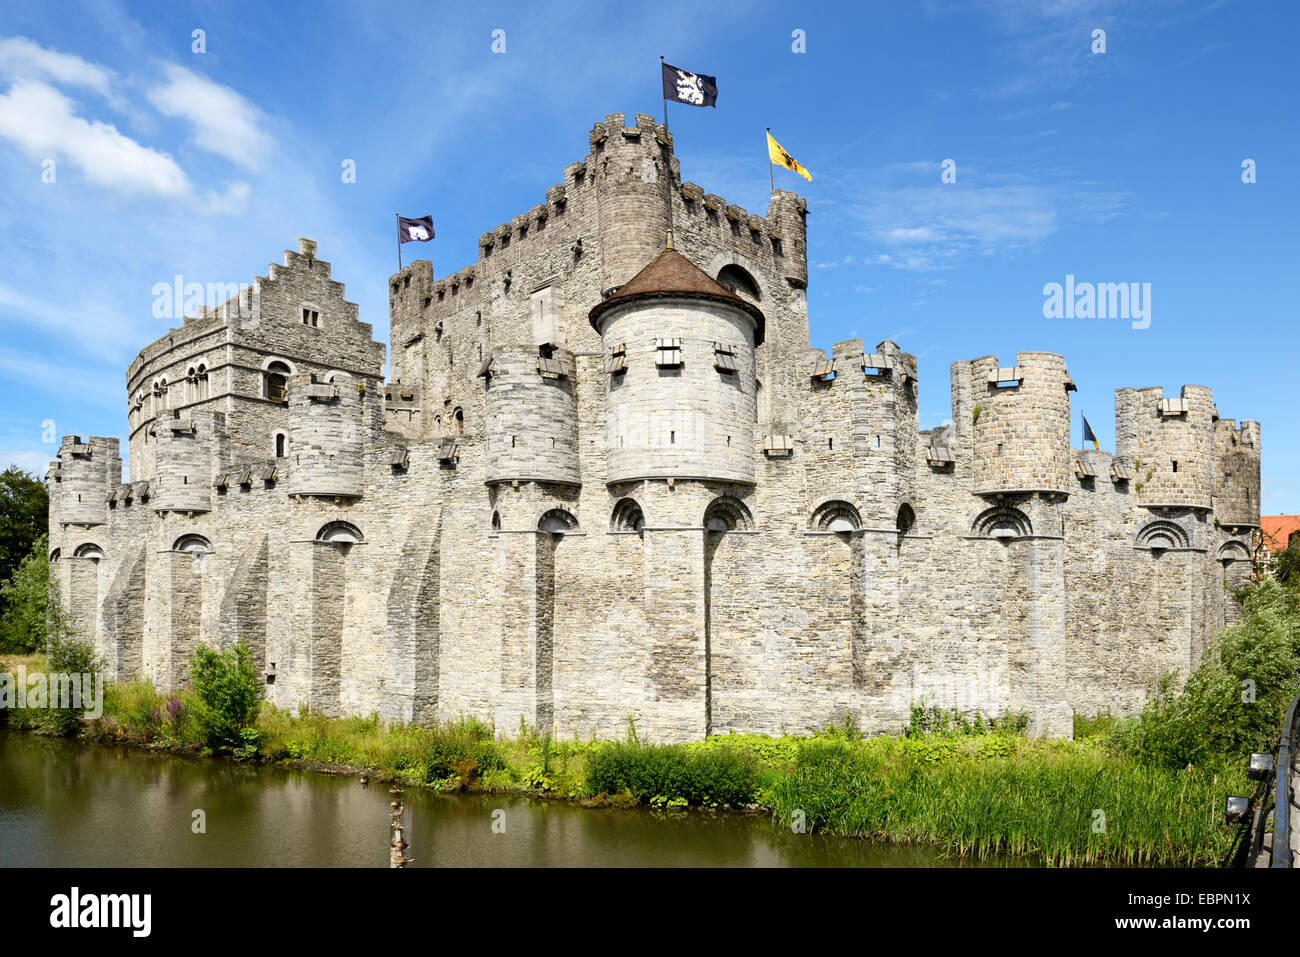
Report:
46,112,1261,741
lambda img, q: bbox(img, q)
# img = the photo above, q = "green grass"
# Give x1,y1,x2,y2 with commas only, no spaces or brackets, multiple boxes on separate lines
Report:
585,738,760,807
2,669,1256,865
762,735,1246,866
8,574,1298,866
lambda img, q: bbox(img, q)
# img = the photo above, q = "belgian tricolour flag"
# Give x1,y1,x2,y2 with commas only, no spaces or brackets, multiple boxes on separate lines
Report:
1082,414,1099,450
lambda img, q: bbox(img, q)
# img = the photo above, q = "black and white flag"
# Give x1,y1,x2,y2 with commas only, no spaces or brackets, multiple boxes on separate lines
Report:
398,215,434,243
661,62,718,108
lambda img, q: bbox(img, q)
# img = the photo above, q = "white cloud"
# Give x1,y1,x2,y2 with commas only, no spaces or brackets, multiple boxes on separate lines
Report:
0,448,56,475
147,63,273,170
0,35,115,98
883,226,941,244
0,349,124,405
0,79,192,197
845,180,1127,271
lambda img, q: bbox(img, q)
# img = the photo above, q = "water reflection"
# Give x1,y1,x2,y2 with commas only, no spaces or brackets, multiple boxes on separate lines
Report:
0,730,1020,867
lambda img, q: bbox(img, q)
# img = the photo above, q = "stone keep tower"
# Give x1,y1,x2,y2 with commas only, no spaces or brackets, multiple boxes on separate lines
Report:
592,112,675,293
1214,417,1261,528
50,436,118,528
1115,385,1215,508
956,352,1074,497
590,249,762,486
151,410,220,514
800,337,919,527
483,346,580,486
286,372,380,498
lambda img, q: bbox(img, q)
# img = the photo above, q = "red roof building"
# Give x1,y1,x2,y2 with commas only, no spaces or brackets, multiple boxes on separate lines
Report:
1261,515,1300,555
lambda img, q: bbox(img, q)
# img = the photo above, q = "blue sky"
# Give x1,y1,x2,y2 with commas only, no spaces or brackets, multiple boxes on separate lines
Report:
0,0,1295,510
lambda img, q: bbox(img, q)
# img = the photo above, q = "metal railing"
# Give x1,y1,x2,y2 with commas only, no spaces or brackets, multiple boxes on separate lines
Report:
1271,688,1300,868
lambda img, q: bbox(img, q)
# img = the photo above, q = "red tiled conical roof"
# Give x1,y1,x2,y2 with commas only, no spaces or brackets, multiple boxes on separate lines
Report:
588,248,765,343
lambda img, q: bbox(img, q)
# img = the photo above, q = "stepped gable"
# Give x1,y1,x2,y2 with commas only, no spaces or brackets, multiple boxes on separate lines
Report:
588,248,765,343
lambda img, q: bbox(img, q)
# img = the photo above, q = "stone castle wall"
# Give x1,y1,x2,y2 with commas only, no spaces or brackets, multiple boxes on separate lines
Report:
47,115,1261,742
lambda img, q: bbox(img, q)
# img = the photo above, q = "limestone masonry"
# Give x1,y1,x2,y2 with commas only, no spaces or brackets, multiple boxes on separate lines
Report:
47,113,1261,740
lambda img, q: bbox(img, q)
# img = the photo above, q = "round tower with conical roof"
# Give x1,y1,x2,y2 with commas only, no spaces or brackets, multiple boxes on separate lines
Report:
590,248,762,487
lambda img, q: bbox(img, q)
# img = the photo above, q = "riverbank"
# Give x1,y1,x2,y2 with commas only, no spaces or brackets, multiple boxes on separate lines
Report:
0,727,996,868
11,577,1300,867
0,652,1252,866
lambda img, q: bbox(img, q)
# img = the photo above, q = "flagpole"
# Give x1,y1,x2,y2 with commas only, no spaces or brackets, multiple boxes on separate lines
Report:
660,56,675,250
659,56,669,134
396,213,402,272
766,128,774,194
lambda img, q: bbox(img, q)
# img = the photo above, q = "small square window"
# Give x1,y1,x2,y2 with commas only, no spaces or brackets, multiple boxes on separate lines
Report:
713,342,738,373
606,343,627,375
302,308,319,327
655,337,682,368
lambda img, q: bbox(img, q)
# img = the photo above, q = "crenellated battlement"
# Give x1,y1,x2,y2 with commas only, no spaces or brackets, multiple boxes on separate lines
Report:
1214,416,1262,527
1115,384,1216,509
46,112,1264,744
952,352,1074,496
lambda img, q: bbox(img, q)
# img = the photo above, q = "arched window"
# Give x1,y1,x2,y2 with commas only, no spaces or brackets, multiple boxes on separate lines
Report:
265,361,290,402
538,508,578,535
73,543,104,561
896,503,916,536
49,548,60,563
173,534,211,555
317,521,363,547
454,408,464,435
1217,540,1250,565
491,511,501,531
811,499,861,533
196,363,209,400
973,506,1031,540
611,498,645,532
717,264,762,303
1136,520,1189,552
158,377,169,409
704,496,753,532
275,432,286,458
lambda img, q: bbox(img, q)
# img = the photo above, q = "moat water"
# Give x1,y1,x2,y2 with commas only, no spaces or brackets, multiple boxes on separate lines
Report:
0,729,1016,867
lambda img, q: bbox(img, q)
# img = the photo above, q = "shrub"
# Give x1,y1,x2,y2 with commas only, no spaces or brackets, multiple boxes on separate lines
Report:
1117,578,1300,769
30,632,101,736
189,642,263,753
585,740,758,807
906,704,1028,739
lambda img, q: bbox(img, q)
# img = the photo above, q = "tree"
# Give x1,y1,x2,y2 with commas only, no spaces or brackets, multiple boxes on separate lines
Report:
0,466,48,589
1275,541,1300,593
0,534,53,653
